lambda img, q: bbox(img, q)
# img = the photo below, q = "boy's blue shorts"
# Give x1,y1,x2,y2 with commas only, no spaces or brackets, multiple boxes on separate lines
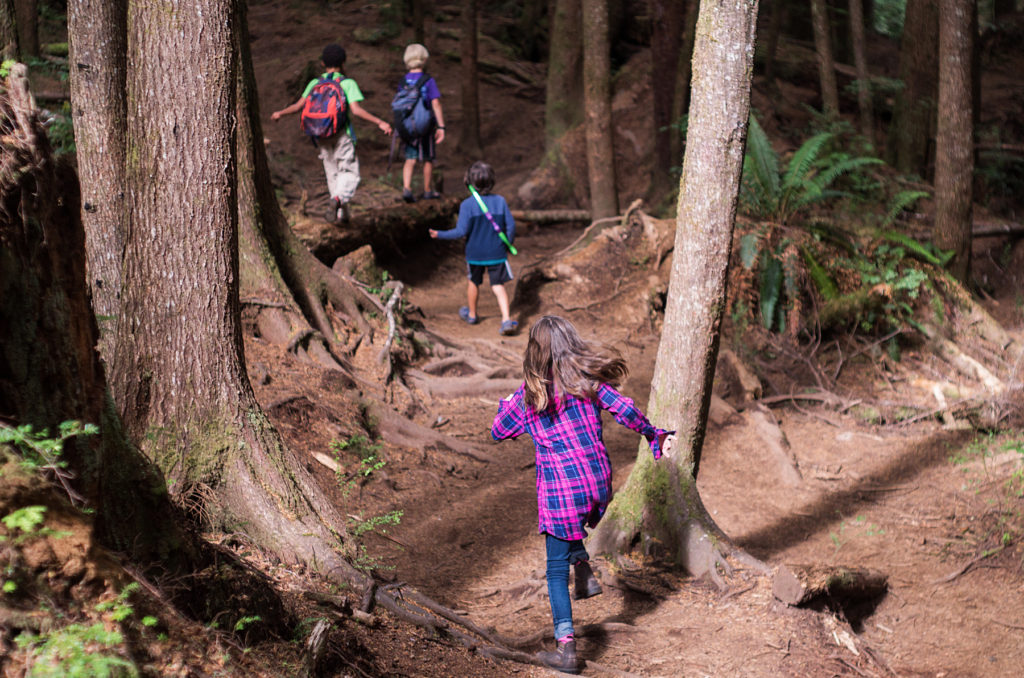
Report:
404,132,436,162
467,261,513,286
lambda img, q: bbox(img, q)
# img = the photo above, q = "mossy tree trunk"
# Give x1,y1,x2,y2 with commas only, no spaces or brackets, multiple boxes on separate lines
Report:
67,0,128,354
582,0,618,219
933,0,974,284
104,0,361,580
810,0,840,116
888,0,938,179
590,0,767,583
544,0,583,153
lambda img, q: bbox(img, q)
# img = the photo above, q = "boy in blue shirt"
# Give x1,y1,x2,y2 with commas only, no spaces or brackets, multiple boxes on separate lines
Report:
430,162,518,335
271,43,392,223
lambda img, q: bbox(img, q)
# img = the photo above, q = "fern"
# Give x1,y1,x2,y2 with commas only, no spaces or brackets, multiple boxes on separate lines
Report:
882,190,929,227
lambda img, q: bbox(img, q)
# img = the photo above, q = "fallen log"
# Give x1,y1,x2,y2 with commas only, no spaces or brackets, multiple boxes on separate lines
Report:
511,209,591,223
773,564,888,607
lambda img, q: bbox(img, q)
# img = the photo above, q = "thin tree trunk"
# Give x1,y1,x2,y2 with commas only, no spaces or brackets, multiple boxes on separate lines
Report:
0,0,16,59
934,0,974,282
458,0,483,158
67,0,128,354
12,0,35,57
413,0,425,44
670,0,699,182
888,0,939,178
590,0,767,581
649,0,686,200
544,0,583,152
811,0,840,116
582,0,618,219
763,0,785,80
517,0,547,62
849,0,873,142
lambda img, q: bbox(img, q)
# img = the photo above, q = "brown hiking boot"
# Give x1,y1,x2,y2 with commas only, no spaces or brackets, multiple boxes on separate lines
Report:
537,639,579,674
574,560,602,600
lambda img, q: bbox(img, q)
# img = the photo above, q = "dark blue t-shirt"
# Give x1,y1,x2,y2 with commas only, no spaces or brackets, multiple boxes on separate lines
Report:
435,194,515,264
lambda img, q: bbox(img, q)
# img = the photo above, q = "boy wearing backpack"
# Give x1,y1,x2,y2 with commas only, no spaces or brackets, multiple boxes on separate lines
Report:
271,43,392,224
394,43,445,203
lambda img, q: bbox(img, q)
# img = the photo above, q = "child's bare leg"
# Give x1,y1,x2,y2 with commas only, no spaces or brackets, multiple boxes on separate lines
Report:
466,279,480,319
423,161,434,193
491,283,511,323
402,158,416,192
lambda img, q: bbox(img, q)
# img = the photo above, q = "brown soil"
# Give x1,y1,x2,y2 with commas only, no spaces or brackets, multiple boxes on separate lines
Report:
251,3,1024,676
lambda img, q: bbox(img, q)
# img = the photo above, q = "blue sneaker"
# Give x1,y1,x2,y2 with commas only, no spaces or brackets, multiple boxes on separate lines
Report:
458,306,478,325
499,320,519,336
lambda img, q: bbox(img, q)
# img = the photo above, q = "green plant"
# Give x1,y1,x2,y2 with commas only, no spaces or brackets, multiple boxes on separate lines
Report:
1,420,98,505
15,584,144,677
740,114,883,225
1,59,15,78
348,509,403,538
331,434,385,496
44,101,76,156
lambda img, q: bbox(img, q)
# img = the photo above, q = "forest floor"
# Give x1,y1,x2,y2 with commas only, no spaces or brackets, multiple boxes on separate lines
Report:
8,1,1023,676
236,3,1024,676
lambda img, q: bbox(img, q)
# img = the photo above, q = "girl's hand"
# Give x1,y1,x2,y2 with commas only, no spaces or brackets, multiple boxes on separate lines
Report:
428,229,438,238
659,433,677,459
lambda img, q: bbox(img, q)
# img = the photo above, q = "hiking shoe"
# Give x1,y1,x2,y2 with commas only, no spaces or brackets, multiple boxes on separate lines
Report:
325,198,340,223
402,188,417,203
422,190,441,200
499,319,518,336
537,640,579,674
458,306,478,325
573,560,603,600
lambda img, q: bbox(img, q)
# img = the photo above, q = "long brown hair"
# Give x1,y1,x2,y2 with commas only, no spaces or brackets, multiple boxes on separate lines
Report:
523,315,628,411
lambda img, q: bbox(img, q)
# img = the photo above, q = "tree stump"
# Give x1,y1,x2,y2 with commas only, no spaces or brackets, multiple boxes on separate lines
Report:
772,564,888,607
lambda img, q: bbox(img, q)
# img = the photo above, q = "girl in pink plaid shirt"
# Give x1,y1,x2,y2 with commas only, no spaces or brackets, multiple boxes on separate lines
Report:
491,315,675,674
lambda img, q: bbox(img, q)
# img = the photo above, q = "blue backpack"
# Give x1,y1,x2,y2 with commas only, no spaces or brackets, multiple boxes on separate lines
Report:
391,73,435,144
300,75,348,138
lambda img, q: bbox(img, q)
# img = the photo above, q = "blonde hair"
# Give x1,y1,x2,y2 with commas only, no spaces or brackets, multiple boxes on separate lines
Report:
522,316,628,412
404,43,429,69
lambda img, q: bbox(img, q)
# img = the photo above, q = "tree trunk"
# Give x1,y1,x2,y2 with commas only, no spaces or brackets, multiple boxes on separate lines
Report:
544,0,583,152
849,0,873,142
67,0,128,353
934,0,974,283
888,0,938,178
0,0,16,60
763,0,786,80
412,0,426,45
12,0,34,58
582,0,619,219
649,0,686,201
457,0,483,158
810,0,840,116
590,0,767,582
517,0,547,62
670,0,699,184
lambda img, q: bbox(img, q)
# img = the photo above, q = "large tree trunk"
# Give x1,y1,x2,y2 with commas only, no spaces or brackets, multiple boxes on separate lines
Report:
590,0,766,583
888,0,938,178
649,0,686,200
12,0,34,58
544,0,583,152
457,0,483,158
0,0,16,59
67,0,128,352
933,0,974,283
810,0,840,116
849,0,873,142
582,0,619,219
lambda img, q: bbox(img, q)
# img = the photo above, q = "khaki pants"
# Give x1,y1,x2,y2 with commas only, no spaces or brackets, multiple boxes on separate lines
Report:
316,133,360,203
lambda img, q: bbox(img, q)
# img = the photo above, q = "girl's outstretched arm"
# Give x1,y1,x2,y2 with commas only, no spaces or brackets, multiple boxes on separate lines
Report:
492,384,527,441
597,383,674,458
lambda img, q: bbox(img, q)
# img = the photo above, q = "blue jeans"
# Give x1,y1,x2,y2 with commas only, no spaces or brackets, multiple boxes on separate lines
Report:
545,533,589,640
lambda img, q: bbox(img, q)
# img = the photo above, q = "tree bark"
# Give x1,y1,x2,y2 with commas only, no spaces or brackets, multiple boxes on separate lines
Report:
772,564,888,606
0,0,16,59
649,0,686,200
582,0,618,219
933,0,974,283
849,0,873,142
67,0,128,353
457,0,483,158
670,0,699,184
590,0,766,580
888,0,939,178
810,0,840,116
544,0,583,152
12,0,34,58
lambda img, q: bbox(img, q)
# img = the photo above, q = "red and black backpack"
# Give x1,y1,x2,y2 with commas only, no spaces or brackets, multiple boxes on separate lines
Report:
300,75,348,138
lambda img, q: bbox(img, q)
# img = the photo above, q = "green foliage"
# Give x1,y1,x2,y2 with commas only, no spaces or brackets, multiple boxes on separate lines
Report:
872,0,906,39
1,420,98,472
838,242,929,333
348,509,403,539
1,59,15,78
331,434,385,496
740,114,883,225
15,585,144,677
44,101,76,156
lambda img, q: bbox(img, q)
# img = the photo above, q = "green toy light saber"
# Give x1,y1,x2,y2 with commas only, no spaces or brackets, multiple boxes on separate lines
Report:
467,183,518,255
